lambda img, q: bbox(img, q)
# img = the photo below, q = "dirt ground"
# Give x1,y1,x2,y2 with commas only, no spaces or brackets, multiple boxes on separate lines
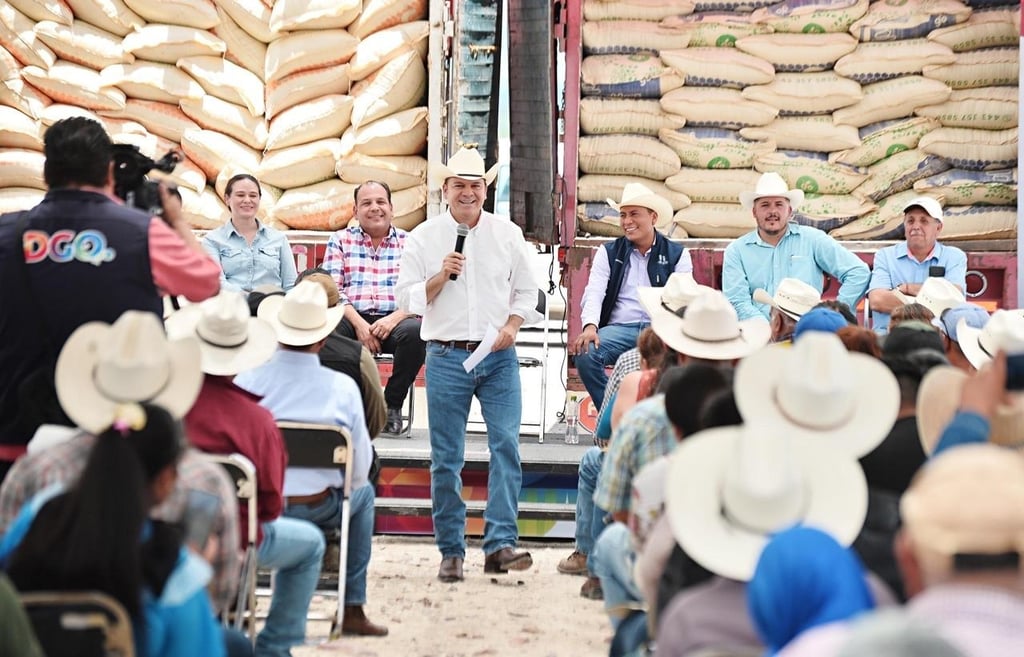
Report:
292,536,611,657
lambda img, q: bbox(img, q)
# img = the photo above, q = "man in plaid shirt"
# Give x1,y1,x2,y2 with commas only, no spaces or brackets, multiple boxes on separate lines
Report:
322,181,425,436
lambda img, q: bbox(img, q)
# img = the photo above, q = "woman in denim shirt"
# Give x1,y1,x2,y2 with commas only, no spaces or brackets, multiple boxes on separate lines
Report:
202,174,297,293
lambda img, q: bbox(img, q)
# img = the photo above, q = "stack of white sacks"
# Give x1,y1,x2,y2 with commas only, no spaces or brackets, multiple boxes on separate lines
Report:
576,0,1019,242
0,0,430,232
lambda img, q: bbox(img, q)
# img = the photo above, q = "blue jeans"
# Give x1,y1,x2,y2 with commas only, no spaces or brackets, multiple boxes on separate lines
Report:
425,342,522,557
576,447,605,563
284,483,375,605
592,522,643,629
576,323,647,409
255,517,325,657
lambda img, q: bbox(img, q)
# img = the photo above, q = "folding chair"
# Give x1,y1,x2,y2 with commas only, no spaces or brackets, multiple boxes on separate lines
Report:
276,421,353,633
197,452,258,643
19,590,135,657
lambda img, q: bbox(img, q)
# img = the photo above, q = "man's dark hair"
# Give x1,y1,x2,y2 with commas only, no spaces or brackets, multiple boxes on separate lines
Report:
812,299,858,325
297,266,331,281
43,117,113,189
354,180,392,205
663,364,731,439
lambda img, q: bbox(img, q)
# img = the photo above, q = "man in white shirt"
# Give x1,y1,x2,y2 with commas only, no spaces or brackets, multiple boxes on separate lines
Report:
396,147,540,583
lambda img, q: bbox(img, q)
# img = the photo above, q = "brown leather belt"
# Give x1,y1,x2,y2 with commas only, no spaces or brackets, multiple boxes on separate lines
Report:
286,489,331,506
431,340,482,351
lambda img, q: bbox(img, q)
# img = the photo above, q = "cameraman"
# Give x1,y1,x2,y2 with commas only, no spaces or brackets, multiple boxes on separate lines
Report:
0,117,220,482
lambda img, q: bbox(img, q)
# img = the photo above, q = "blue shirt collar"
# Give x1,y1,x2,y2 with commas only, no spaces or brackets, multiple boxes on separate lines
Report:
895,241,942,262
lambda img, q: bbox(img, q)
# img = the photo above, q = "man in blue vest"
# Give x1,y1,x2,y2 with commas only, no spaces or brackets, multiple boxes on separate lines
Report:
0,117,220,482
571,183,691,410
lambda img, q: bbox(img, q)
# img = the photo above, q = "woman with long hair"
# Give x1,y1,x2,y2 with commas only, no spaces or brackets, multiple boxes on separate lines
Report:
0,403,226,657
202,173,297,293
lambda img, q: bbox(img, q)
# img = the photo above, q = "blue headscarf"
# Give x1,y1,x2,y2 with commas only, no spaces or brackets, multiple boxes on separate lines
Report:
747,526,875,655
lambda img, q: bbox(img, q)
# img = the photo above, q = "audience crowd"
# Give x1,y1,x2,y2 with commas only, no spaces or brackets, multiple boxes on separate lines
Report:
1,119,1023,657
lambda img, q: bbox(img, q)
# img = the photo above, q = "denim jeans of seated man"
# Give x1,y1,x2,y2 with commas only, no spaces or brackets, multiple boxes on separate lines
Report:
255,517,325,657
575,322,648,410
592,522,644,629
425,341,522,558
576,447,606,567
284,483,376,606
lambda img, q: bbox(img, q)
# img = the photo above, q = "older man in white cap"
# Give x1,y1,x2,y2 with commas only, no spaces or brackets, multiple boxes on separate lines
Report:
572,183,693,410
234,280,387,641
723,172,870,321
867,196,967,333
396,146,540,583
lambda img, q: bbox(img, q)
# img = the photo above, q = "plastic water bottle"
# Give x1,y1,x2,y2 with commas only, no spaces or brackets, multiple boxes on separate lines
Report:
565,398,580,445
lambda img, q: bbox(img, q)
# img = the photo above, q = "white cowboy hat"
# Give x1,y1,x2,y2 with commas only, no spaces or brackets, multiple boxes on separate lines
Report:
665,425,868,582
739,171,805,211
637,272,713,318
257,279,344,347
606,182,675,232
916,365,1024,455
903,195,943,222
55,310,203,434
429,146,499,187
752,278,822,321
165,290,278,376
956,308,1024,370
916,277,966,319
643,289,770,361
734,331,900,457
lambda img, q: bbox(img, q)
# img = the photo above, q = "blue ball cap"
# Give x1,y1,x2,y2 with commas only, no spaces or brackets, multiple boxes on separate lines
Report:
793,308,848,341
938,303,990,343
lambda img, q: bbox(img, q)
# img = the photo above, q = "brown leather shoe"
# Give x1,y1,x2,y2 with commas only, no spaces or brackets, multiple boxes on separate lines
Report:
580,575,603,600
484,547,533,573
341,605,389,636
438,556,464,582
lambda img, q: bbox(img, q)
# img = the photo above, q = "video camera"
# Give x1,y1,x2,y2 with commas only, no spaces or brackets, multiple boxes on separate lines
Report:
111,144,181,217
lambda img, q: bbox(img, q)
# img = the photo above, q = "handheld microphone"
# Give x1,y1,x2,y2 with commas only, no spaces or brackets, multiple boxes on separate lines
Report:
450,223,469,281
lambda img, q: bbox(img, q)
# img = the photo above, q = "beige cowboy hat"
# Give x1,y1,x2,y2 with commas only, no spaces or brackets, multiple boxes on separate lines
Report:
956,308,1024,370
165,290,278,376
606,182,675,232
643,289,770,361
665,425,868,582
752,278,822,321
637,272,713,319
257,279,344,347
917,365,1024,455
429,146,499,187
916,277,966,319
55,310,203,434
903,195,943,222
734,331,900,457
739,171,805,211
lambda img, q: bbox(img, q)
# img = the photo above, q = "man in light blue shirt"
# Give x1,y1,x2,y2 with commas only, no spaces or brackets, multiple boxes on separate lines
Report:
234,280,387,638
723,172,870,321
867,196,967,333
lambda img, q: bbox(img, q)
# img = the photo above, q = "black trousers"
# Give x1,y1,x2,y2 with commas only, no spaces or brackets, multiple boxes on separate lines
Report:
336,312,425,409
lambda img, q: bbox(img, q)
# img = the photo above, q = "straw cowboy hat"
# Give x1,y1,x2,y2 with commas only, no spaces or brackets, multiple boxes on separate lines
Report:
257,279,345,347
739,172,805,211
641,288,771,361
665,425,868,582
165,290,278,376
915,277,966,319
429,146,499,187
734,331,900,457
637,272,713,317
916,365,1024,454
55,310,203,434
956,308,1024,370
606,182,675,232
903,195,943,222
752,278,822,321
